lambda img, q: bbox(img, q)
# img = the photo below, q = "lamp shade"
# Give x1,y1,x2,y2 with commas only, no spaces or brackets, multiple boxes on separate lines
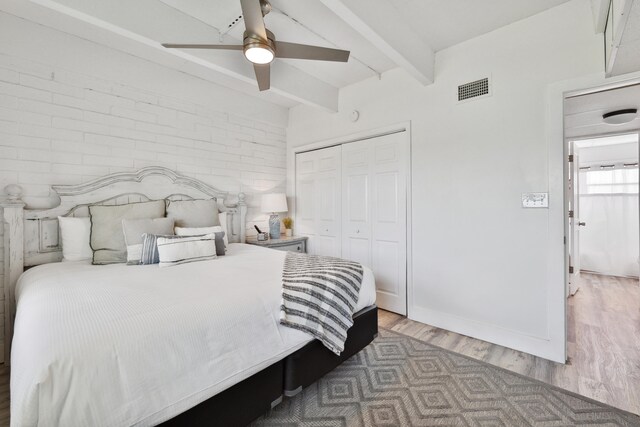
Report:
261,193,288,213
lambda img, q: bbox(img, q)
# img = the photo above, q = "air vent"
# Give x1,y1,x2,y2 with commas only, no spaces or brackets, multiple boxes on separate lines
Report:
457,78,490,102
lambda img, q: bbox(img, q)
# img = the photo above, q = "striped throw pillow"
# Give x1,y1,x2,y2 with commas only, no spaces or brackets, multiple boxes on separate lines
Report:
139,233,176,265
156,234,217,267
175,227,226,256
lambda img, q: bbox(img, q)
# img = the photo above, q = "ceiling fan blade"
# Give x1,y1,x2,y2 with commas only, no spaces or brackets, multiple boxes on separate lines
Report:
275,41,350,62
240,0,267,40
253,63,270,91
162,43,243,50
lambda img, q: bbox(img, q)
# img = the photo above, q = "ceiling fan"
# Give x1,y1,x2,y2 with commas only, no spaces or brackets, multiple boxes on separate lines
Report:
162,0,350,91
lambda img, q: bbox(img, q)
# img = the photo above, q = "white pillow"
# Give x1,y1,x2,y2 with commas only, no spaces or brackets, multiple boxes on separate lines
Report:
58,216,92,261
176,222,229,248
156,234,217,267
219,212,229,247
175,225,222,236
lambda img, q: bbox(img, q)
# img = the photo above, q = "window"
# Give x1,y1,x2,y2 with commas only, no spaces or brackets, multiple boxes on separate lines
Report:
580,168,639,194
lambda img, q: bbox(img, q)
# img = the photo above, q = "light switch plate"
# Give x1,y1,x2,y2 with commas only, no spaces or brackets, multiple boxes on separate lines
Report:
522,192,549,208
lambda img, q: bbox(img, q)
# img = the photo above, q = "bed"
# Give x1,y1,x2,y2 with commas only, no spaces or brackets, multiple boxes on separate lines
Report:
1,167,378,426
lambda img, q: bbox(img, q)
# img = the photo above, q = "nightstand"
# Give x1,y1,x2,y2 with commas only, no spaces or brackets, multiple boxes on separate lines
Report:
245,235,308,253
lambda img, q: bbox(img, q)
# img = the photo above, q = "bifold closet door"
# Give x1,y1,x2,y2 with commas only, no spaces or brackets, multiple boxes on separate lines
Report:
342,141,372,267
342,132,408,315
295,146,342,257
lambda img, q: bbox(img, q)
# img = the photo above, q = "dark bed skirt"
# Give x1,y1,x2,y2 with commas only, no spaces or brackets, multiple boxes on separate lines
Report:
159,305,378,427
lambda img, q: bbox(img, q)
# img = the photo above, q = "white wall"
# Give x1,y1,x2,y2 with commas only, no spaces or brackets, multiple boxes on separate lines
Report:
0,13,288,361
287,0,603,361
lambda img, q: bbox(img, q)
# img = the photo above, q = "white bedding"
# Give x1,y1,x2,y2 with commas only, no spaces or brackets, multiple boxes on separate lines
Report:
11,244,376,427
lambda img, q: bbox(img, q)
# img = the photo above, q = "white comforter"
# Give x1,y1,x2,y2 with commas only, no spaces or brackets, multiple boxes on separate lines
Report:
11,244,376,427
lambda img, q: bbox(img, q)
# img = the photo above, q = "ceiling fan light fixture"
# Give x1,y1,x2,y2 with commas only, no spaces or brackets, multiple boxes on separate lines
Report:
244,45,274,64
243,31,276,64
602,108,638,125
162,1,350,92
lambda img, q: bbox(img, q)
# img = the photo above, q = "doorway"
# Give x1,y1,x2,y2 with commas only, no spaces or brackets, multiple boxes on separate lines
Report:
568,133,639,287
563,83,640,400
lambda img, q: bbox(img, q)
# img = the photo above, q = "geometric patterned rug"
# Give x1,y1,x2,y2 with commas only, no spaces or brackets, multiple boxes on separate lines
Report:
253,329,640,426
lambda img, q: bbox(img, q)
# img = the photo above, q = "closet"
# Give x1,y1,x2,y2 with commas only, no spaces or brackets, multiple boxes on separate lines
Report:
295,131,409,315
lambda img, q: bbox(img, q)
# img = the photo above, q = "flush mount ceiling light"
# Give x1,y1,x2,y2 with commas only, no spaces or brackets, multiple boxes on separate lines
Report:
602,108,638,125
161,0,350,91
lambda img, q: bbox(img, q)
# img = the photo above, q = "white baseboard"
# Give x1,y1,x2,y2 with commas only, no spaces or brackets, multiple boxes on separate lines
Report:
408,305,565,363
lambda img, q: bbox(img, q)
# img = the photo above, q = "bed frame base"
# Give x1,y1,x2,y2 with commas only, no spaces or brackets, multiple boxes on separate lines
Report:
160,359,284,427
283,305,378,396
159,304,378,426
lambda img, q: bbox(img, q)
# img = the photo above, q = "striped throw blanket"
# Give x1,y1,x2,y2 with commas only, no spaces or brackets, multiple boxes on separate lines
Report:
280,252,364,355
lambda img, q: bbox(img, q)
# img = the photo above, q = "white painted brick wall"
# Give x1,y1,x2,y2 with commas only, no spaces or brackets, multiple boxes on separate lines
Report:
0,51,287,362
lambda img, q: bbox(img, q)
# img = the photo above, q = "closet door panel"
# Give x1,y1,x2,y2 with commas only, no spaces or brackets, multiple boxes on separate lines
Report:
373,172,401,295
342,141,372,267
318,146,341,257
373,240,400,294
297,157,315,174
344,237,370,267
317,175,341,256
296,177,316,253
375,172,399,231
295,146,341,257
295,150,318,254
346,175,368,221
371,133,408,315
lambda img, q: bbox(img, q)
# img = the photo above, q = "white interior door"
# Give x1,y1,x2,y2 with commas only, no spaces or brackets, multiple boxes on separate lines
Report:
568,142,581,296
341,132,408,315
371,133,408,315
295,146,342,257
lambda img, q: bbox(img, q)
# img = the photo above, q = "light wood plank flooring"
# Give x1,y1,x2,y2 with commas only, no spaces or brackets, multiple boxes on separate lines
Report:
0,272,636,425
380,272,640,416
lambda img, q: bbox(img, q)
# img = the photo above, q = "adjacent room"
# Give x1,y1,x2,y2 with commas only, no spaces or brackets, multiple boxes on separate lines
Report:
0,0,639,425
564,82,640,415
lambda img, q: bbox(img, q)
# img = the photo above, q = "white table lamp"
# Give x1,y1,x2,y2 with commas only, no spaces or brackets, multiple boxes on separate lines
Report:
261,193,288,238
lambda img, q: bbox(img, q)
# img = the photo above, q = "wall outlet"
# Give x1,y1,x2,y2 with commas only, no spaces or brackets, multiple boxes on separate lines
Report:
522,192,549,208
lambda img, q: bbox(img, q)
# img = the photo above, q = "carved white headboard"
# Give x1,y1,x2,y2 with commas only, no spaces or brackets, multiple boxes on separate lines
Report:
1,166,247,363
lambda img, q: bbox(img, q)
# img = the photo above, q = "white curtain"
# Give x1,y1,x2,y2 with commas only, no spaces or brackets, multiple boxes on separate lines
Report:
579,168,639,278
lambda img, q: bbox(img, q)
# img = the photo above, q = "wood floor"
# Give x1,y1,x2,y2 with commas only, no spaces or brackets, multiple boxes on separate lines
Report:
0,272,636,425
380,272,640,416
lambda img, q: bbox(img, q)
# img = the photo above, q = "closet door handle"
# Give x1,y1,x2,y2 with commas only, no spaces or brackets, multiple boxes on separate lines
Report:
578,222,586,227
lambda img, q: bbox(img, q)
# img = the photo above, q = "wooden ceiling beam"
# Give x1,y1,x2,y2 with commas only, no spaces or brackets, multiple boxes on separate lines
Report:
319,0,434,85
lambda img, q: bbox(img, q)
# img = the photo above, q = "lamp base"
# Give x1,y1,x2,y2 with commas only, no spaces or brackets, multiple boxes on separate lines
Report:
269,214,281,239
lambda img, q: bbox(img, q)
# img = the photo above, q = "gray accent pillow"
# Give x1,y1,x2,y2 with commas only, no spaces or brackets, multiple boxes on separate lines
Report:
166,199,220,228
89,200,166,265
211,231,226,256
122,218,174,265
